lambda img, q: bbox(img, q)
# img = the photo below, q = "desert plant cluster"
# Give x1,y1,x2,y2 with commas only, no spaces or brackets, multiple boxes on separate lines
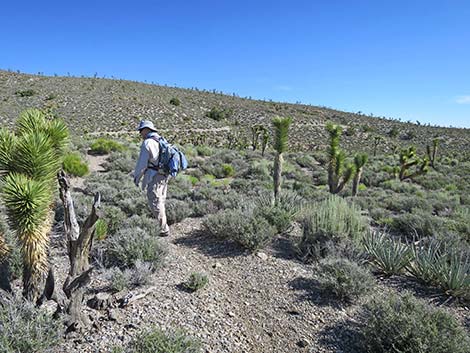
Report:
0,71,469,353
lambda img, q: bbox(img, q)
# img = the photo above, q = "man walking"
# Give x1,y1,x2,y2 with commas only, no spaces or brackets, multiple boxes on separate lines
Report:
133,120,170,236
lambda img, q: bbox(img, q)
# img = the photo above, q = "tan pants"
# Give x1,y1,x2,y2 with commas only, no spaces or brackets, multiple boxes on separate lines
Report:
146,173,170,234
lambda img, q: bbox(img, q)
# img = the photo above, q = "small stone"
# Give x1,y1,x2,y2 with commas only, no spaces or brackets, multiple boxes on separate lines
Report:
297,338,310,348
227,311,235,317
107,309,120,322
256,252,268,260
212,262,222,269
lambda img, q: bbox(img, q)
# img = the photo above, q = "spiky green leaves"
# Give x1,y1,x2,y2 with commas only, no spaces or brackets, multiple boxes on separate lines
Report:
2,174,51,236
272,116,292,154
0,129,16,176
354,153,368,169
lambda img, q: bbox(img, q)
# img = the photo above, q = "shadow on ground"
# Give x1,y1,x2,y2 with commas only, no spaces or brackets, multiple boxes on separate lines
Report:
288,276,344,308
319,320,363,353
173,229,247,258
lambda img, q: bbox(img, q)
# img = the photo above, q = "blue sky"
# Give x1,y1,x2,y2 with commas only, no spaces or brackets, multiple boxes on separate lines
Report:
1,0,469,128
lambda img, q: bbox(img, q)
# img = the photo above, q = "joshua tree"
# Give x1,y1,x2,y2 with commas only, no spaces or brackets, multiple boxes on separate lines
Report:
326,123,355,194
272,116,292,203
251,125,263,151
398,146,429,181
261,128,269,156
426,138,439,169
0,109,68,301
352,153,368,196
372,135,384,157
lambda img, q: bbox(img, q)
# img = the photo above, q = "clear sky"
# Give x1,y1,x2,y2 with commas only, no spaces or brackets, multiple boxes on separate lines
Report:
1,0,469,128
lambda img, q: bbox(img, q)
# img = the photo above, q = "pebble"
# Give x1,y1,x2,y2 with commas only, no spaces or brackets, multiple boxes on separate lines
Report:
256,252,268,260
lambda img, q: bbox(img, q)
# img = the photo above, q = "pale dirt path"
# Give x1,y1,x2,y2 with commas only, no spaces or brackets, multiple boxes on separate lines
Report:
69,154,108,190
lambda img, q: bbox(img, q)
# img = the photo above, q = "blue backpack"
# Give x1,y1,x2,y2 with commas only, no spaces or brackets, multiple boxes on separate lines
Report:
148,136,188,177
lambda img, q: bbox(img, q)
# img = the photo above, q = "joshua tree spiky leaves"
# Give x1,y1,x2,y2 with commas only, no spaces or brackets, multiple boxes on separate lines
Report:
398,146,429,181
0,108,69,301
326,123,355,194
352,153,368,196
272,116,292,203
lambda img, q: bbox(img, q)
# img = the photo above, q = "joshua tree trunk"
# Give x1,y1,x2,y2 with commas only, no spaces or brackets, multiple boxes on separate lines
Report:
57,171,100,331
273,152,283,203
21,219,51,302
352,169,362,196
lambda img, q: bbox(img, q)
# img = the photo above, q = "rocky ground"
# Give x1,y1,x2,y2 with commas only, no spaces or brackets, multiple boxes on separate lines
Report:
49,217,357,353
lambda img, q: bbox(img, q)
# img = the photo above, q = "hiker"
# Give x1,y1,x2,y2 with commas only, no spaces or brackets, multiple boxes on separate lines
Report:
133,120,170,237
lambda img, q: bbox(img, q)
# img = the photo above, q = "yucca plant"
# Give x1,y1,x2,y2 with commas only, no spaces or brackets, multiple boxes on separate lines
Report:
352,153,368,197
362,231,413,276
272,116,292,203
398,146,429,181
408,239,470,300
0,109,69,301
326,123,355,194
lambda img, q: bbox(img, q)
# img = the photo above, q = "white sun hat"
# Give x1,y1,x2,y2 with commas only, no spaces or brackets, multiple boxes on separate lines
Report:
136,120,157,132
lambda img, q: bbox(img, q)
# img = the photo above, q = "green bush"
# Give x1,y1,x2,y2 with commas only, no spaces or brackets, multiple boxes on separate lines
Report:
298,196,367,261
221,163,235,177
95,219,108,240
356,291,470,353
105,228,167,269
108,261,153,292
169,97,180,106
205,107,232,121
362,231,412,276
184,272,208,292
166,199,192,225
117,327,201,353
315,257,376,302
0,294,62,353
62,152,89,177
14,89,36,97
203,207,276,251
89,138,125,155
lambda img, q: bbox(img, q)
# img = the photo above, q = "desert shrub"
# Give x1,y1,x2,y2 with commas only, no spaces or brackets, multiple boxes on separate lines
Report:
195,145,213,157
355,291,470,353
203,207,276,251
89,138,125,155
14,89,36,97
362,231,412,275
169,97,180,106
205,106,232,121
244,159,272,180
315,257,376,302
117,327,202,353
105,228,167,269
101,205,127,235
298,196,367,261
221,163,235,177
407,238,470,300
166,199,192,225
254,190,304,234
95,219,108,240
62,152,89,177
390,211,446,239
184,272,208,292
104,148,139,172
0,294,62,353
108,261,153,292
108,267,132,292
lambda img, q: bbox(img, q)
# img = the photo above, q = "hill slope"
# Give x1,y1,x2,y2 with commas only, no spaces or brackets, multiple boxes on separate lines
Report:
0,70,468,156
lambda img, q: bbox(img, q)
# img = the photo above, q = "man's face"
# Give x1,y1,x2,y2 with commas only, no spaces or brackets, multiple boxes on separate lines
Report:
139,128,149,140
